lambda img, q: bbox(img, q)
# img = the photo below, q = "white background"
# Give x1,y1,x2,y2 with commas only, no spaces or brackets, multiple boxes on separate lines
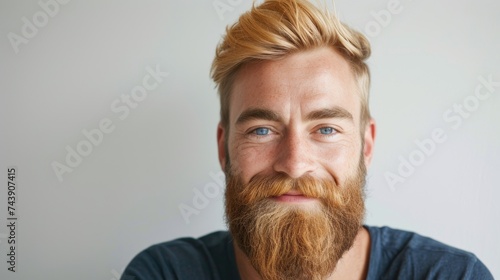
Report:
0,0,498,279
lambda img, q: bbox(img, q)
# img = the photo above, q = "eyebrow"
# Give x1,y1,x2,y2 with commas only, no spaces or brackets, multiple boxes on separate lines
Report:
236,108,283,125
305,107,353,122
235,106,353,125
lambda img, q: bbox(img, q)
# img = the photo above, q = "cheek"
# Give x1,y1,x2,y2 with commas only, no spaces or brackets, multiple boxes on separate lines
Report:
318,139,361,181
229,143,276,181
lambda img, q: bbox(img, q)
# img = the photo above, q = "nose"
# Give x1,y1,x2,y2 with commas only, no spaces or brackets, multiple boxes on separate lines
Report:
273,129,315,178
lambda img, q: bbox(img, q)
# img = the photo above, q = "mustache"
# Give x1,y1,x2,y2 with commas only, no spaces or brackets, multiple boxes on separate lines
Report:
228,173,343,206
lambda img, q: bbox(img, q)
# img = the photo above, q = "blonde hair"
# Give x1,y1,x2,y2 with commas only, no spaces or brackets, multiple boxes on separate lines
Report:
210,0,371,130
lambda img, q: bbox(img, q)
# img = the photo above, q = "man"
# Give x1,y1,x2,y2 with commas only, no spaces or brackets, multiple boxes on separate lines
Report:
122,0,493,279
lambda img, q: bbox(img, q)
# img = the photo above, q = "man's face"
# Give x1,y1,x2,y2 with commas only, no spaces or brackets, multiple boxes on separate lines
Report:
217,46,375,280
219,46,374,185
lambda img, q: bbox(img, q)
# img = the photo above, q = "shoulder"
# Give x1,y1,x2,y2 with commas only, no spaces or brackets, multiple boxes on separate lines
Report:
121,231,236,280
365,225,493,280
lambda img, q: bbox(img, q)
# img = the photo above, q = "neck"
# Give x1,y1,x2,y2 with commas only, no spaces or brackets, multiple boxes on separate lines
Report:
233,226,371,280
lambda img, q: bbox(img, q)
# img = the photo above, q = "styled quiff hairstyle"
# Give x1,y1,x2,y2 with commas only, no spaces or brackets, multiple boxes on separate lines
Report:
211,0,371,131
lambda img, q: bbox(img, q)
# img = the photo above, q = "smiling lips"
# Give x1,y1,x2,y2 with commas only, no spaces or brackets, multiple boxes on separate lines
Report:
272,190,317,203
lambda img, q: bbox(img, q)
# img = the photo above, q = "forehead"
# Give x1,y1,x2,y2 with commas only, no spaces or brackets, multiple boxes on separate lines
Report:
230,47,360,123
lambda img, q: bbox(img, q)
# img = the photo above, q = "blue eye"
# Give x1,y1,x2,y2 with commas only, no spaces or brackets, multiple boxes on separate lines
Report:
319,127,335,135
254,127,270,135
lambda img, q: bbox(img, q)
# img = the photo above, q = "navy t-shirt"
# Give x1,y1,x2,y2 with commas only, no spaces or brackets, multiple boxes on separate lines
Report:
122,226,493,279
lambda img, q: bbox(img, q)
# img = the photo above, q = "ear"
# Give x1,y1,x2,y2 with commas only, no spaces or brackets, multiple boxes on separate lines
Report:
217,122,227,171
363,118,376,168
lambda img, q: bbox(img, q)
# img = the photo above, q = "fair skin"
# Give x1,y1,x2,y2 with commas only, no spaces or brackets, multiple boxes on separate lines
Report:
217,46,376,279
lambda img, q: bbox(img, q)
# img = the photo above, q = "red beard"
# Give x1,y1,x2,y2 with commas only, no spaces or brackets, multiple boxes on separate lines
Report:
225,159,366,280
